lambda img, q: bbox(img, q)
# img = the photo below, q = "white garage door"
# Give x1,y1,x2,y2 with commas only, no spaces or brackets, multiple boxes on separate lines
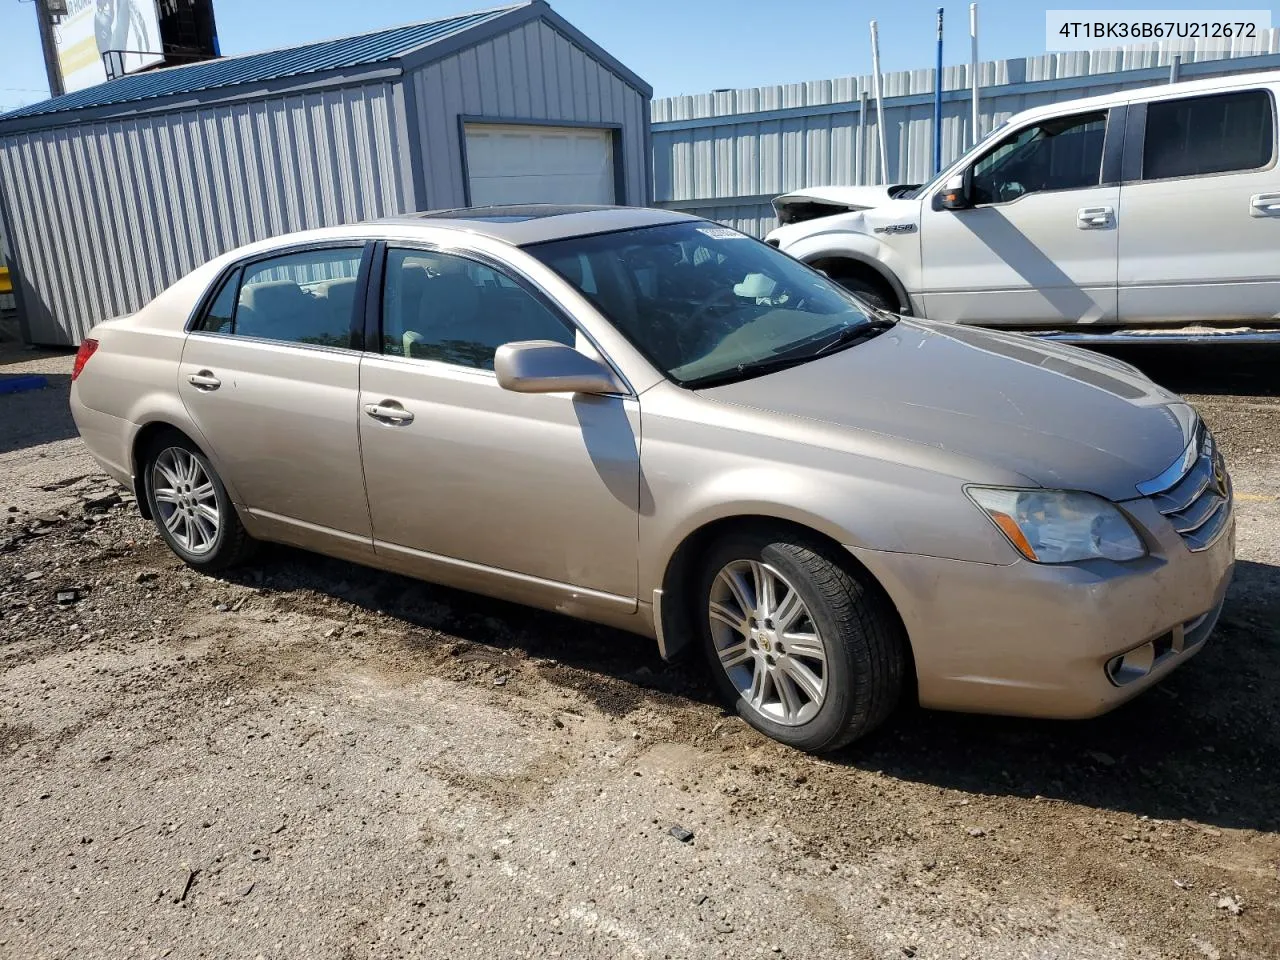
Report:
463,123,615,206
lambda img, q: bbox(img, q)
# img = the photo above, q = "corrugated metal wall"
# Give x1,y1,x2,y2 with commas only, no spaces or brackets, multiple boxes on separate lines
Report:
407,18,650,208
0,82,409,344
653,35,1280,235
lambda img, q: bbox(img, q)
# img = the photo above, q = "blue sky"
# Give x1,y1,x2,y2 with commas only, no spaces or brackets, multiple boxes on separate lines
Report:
0,0,1237,111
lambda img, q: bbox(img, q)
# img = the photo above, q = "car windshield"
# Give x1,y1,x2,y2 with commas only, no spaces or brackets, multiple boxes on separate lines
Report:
526,221,892,387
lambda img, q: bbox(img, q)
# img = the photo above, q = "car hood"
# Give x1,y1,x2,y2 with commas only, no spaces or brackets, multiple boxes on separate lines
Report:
697,319,1197,501
772,185,905,213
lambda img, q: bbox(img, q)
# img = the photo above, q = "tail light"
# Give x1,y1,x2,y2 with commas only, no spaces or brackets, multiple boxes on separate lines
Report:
72,338,99,381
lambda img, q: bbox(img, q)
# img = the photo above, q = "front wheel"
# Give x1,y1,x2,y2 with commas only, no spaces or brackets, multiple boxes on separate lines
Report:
143,434,255,572
699,530,907,752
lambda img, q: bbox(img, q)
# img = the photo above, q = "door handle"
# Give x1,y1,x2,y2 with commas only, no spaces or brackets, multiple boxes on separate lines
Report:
363,401,414,425
187,371,221,391
1249,192,1280,216
1077,206,1114,229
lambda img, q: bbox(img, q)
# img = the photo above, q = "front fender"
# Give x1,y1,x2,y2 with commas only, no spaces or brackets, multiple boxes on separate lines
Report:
783,231,917,314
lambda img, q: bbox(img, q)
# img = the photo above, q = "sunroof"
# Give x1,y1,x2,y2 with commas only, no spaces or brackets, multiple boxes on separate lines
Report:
411,204,615,222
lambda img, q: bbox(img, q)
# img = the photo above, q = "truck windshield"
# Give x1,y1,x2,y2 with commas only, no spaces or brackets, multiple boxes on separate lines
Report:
526,221,891,388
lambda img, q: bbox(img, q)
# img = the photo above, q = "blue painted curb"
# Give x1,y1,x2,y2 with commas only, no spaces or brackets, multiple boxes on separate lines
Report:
0,375,49,395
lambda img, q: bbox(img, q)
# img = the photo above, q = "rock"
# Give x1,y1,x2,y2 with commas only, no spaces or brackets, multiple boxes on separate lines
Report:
238,881,255,898
1191,937,1222,959
135,571,158,583
56,590,80,605
214,603,229,613
22,571,44,581
669,824,694,843
712,921,734,934
1173,878,1191,889
83,493,121,513
1216,895,1243,915
966,827,986,838
903,948,918,958
692,894,708,906
493,675,509,687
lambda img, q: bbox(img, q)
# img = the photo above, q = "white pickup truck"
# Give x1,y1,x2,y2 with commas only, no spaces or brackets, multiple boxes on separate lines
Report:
765,70,1280,343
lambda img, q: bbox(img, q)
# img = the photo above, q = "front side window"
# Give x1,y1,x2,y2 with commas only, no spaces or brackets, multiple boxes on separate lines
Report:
217,247,364,347
380,248,575,370
527,221,888,388
1142,90,1274,181
969,111,1107,205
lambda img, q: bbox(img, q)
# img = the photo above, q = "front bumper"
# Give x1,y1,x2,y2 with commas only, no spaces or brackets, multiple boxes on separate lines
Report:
849,495,1236,719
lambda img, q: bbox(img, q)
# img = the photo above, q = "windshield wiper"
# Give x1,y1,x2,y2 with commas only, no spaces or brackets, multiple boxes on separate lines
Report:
683,317,897,389
681,351,822,389
812,315,897,356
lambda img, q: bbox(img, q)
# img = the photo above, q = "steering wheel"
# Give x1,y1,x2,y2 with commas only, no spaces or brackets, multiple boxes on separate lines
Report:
678,287,740,357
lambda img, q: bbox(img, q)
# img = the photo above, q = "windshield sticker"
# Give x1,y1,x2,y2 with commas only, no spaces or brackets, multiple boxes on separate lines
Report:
696,226,747,240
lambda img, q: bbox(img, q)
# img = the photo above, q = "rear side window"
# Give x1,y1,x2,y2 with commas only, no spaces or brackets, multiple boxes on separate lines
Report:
1142,90,1274,181
195,247,364,347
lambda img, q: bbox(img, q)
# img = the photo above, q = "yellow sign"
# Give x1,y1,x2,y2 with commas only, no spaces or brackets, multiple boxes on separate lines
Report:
0,267,12,295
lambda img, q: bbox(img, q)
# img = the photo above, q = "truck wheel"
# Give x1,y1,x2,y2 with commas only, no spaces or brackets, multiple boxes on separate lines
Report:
833,274,897,314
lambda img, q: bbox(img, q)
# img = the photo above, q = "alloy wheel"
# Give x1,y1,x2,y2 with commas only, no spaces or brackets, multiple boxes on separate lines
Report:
151,447,220,556
708,559,828,726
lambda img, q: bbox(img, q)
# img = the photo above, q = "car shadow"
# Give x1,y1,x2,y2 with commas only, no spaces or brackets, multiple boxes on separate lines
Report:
219,544,1280,834
840,557,1280,833
1082,342,1280,397
0,373,78,455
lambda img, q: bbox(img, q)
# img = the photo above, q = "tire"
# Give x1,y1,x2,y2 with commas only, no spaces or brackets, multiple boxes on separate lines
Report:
833,274,897,314
698,528,906,752
142,432,256,572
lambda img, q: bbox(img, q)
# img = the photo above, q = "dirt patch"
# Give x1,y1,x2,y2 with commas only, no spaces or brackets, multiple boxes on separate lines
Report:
2,348,1278,959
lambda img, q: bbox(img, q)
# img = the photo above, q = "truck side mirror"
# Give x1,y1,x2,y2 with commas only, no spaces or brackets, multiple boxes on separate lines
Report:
934,173,971,211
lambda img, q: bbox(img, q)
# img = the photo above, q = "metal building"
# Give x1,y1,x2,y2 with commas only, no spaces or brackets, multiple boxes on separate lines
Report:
0,1,652,345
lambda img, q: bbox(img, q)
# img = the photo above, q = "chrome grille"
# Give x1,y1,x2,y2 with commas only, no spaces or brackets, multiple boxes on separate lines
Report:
1148,427,1232,552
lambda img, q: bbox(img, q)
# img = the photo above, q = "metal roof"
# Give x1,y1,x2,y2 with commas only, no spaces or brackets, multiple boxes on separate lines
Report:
0,3,524,122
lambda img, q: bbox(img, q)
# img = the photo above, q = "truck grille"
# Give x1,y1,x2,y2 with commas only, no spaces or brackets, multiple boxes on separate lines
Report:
1148,428,1232,552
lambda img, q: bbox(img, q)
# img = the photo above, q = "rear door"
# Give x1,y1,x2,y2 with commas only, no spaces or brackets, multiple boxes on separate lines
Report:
918,107,1121,327
178,243,373,551
1117,87,1280,324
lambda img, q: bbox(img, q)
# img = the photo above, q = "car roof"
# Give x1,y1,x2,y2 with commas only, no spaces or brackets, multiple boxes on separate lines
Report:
375,204,699,246
1005,67,1280,128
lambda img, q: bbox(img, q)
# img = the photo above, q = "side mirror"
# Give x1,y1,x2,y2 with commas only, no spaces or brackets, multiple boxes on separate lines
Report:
494,340,624,396
934,173,971,211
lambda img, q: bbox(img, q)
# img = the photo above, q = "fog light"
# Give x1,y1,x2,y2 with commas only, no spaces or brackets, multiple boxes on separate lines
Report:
1106,641,1156,686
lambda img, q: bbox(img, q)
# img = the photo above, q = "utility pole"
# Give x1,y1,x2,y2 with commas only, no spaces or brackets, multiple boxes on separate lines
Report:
34,0,65,98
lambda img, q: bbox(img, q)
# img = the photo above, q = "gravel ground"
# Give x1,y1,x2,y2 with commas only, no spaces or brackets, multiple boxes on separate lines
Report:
1,343,1278,960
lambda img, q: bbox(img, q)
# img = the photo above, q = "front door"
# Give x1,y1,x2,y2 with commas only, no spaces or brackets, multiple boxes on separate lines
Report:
358,246,641,614
178,244,372,549
1118,87,1280,324
919,108,1119,327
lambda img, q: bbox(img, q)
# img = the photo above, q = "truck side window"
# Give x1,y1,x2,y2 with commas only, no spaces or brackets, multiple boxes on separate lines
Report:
969,111,1107,205
1142,90,1274,181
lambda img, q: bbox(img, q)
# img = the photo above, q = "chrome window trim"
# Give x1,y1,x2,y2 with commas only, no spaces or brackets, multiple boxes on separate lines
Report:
183,240,370,336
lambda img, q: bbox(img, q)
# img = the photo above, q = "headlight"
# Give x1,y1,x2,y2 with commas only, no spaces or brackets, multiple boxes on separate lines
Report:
967,488,1146,564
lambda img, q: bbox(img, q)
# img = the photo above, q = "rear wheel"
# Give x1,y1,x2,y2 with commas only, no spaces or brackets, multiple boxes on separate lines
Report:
699,529,906,752
143,434,255,571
